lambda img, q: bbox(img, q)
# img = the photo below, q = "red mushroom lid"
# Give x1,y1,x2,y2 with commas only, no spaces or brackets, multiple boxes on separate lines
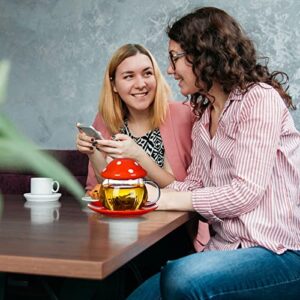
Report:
101,158,147,179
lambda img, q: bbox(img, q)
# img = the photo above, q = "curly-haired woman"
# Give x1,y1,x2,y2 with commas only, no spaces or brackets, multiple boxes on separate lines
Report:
127,7,300,300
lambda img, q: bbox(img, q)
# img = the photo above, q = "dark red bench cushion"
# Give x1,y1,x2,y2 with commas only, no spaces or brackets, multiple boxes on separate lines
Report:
0,150,88,195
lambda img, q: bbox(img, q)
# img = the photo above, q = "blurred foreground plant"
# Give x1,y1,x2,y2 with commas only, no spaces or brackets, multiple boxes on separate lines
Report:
0,61,84,207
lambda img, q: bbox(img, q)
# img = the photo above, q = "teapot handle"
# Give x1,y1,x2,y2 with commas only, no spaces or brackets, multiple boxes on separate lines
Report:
143,180,161,207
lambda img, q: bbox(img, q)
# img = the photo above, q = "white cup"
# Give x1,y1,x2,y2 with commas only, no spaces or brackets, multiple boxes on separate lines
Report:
30,177,60,195
24,201,61,224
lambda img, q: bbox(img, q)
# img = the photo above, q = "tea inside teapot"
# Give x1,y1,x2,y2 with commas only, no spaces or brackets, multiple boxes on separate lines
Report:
102,179,147,211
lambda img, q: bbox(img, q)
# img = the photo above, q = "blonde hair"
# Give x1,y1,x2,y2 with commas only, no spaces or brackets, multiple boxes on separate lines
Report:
99,44,171,134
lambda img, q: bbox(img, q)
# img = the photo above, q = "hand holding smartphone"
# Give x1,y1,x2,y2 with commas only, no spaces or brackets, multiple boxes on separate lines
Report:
77,123,104,140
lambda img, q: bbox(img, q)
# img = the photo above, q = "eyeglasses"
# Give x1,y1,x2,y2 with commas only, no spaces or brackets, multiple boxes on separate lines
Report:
168,51,186,70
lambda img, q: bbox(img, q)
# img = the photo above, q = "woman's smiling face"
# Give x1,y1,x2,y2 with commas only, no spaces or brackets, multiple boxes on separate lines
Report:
113,53,157,114
167,39,199,96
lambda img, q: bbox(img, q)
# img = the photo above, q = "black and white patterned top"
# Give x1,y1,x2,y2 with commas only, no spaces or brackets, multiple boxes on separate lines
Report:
120,120,165,167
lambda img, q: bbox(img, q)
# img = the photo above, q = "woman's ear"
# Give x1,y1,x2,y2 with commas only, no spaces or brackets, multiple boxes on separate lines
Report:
111,82,118,93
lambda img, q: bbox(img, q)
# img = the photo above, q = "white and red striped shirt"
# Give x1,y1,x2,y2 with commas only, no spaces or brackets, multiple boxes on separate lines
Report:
170,83,300,254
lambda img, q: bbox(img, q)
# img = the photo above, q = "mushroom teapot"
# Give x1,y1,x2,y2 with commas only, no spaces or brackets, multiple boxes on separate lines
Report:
99,158,160,211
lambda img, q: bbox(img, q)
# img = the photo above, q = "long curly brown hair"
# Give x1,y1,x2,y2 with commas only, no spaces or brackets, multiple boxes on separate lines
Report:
167,7,295,118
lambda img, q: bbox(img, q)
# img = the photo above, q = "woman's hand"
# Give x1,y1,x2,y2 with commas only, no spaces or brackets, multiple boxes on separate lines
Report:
95,134,143,160
76,131,96,155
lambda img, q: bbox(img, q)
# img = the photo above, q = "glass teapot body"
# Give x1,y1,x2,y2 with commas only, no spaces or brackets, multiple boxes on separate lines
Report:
101,179,148,211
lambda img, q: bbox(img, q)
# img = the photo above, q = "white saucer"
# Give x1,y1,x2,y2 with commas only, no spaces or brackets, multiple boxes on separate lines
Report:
24,201,62,209
81,196,99,202
23,193,62,202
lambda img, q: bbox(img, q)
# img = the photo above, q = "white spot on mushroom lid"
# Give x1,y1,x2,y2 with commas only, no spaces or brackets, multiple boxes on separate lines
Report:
101,158,147,179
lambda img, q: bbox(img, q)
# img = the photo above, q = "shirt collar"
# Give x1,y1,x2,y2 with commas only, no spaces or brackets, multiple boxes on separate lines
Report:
227,88,244,102
199,88,243,126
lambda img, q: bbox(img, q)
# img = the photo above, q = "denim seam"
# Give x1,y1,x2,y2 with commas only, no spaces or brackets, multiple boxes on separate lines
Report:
206,275,300,299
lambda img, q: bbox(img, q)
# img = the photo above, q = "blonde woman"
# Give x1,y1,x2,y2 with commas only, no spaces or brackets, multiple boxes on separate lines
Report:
77,44,194,190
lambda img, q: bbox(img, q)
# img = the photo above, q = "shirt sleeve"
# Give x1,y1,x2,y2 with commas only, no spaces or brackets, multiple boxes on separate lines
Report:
192,87,284,222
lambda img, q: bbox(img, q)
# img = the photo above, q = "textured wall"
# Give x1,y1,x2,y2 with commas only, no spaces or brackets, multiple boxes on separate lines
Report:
0,0,299,149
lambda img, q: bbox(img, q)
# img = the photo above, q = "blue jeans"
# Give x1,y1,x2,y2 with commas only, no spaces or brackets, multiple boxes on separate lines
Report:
127,247,300,299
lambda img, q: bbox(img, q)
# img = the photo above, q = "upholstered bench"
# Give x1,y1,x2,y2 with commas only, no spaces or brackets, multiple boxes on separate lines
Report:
0,149,88,195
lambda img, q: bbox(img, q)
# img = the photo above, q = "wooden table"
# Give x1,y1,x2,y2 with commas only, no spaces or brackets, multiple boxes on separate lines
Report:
0,194,196,280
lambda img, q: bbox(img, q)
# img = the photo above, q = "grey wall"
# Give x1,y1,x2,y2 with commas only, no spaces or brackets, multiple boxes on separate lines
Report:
0,0,299,149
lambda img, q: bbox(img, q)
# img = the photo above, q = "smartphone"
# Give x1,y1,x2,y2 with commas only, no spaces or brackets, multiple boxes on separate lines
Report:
77,123,104,140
